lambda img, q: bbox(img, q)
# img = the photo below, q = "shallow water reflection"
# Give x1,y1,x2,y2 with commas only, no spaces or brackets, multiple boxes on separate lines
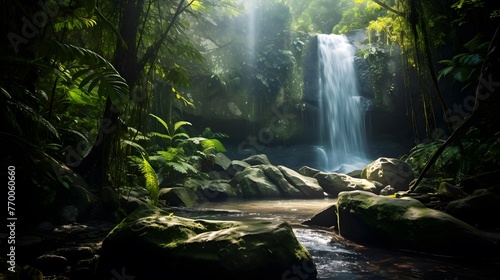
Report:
167,199,499,280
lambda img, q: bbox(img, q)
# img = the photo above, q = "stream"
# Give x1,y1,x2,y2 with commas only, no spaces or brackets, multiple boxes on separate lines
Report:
166,199,499,280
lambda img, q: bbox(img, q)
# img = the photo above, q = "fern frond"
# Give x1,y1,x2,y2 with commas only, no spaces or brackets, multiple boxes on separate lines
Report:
157,148,181,161
148,132,173,140
166,161,189,174
140,156,159,206
36,41,129,110
7,100,60,139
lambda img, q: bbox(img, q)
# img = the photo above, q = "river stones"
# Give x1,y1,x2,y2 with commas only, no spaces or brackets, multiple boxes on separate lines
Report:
98,205,317,280
230,167,281,197
336,190,498,256
277,166,325,198
261,165,305,198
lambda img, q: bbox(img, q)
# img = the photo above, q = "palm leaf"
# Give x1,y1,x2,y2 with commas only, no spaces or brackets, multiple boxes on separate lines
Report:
7,100,60,139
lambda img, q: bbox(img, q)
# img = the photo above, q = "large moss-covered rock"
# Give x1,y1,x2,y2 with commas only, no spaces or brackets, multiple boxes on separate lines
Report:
336,191,498,256
183,178,240,201
98,205,317,280
361,157,414,191
313,172,381,196
278,166,325,198
230,167,281,198
261,165,304,198
299,166,381,196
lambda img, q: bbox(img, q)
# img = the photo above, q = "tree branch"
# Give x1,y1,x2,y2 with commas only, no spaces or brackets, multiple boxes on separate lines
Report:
138,0,190,71
409,24,500,192
371,0,404,17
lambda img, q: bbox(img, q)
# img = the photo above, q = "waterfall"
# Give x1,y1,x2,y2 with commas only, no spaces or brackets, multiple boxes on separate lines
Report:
317,34,368,172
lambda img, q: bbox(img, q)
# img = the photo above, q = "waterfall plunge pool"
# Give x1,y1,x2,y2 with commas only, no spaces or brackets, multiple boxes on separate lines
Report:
164,199,499,280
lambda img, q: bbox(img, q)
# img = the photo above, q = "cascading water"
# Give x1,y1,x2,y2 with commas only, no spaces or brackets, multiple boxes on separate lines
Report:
317,34,369,172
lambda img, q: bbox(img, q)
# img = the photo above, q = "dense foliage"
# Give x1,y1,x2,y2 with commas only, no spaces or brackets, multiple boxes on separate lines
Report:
1,0,499,222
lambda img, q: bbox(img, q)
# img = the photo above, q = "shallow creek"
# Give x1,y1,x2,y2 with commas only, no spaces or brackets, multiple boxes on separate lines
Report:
165,199,499,280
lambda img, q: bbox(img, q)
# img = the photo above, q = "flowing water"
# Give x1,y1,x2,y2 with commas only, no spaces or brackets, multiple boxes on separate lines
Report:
167,199,499,279
317,34,369,172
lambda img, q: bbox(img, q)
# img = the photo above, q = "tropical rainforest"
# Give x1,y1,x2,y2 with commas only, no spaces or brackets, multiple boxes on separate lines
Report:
1,0,500,278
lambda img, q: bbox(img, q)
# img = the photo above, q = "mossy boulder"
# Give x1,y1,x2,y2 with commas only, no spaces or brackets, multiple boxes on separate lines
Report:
312,172,382,197
336,191,498,256
98,205,317,280
261,165,305,198
184,178,240,201
278,166,325,198
230,167,281,198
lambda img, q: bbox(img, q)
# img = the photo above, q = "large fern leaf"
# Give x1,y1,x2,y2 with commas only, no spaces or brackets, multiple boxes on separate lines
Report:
36,41,129,110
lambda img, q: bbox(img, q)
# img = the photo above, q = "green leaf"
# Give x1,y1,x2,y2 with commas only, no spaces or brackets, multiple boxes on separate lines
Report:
172,132,190,140
122,139,147,156
174,121,192,133
201,139,226,152
150,113,171,135
149,132,173,140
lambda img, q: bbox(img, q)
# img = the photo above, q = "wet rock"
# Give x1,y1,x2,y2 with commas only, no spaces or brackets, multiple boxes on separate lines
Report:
119,194,150,215
336,190,498,256
230,167,281,198
184,178,240,201
302,205,338,229
380,185,395,196
242,154,272,166
261,165,304,198
361,157,414,191
278,166,325,198
55,246,94,266
213,152,232,171
298,166,321,177
437,182,468,201
313,172,381,196
229,160,251,173
98,205,317,280
158,187,200,207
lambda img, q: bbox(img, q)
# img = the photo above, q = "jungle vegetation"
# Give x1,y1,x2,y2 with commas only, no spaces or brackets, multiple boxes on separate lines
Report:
1,0,499,222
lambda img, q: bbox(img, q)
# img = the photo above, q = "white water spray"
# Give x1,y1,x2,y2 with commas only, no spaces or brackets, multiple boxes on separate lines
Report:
317,34,369,172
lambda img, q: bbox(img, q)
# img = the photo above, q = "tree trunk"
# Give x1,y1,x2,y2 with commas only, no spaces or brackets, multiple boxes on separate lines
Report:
75,0,145,188
409,24,500,192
